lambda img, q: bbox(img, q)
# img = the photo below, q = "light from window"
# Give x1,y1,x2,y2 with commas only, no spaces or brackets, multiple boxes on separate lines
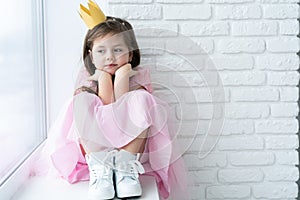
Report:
0,0,46,184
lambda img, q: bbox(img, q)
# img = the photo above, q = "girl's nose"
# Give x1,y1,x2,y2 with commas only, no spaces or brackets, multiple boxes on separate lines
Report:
106,51,115,61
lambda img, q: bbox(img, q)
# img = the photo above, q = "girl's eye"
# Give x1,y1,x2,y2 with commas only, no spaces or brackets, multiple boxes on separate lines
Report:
97,49,105,54
114,48,123,53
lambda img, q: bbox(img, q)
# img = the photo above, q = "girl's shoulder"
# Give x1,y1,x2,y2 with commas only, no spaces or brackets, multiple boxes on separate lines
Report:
74,66,97,95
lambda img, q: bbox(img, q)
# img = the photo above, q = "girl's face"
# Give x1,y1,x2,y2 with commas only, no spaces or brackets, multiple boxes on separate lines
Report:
90,33,132,75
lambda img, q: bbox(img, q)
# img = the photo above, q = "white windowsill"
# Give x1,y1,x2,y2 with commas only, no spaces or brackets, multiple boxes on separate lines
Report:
1,141,159,200
0,142,45,200
11,175,159,200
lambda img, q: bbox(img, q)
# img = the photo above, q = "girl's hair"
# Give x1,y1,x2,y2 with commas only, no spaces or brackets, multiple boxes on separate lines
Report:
82,16,140,76
76,17,141,95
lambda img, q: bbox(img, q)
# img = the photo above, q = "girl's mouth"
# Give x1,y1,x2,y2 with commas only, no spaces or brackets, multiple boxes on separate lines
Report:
105,64,117,68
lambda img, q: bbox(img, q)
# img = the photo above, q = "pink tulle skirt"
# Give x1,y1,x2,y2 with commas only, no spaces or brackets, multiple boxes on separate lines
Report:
33,89,188,199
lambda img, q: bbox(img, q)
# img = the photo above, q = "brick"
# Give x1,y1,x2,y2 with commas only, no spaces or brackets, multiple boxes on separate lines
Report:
259,0,298,2
256,54,299,71
232,21,277,36
280,20,299,35
165,38,214,55
253,183,298,198
218,136,264,150
176,104,222,120
189,170,217,184
231,88,279,102
181,22,230,36
188,186,205,200
263,4,299,19
163,5,211,20
152,89,181,104
222,120,254,135
183,153,227,168
172,120,209,136
270,103,299,117
133,21,178,37
266,37,300,53
157,0,203,2
220,71,266,86
264,135,298,149
109,0,153,3
206,185,251,199
218,39,265,53
216,5,262,19
208,0,254,3
184,87,230,103
218,168,264,183
255,119,298,134
225,104,270,119
154,55,205,72
172,72,219,87
179,136,221,153
229,152,275,166
263,166,299,181
279,87,299,102
268,71,299,86
150,72,173,87
276,150,299,165
138,39,165,55
208,55,254,70
185,55,210,71
110,5,162,19
190,38,215,54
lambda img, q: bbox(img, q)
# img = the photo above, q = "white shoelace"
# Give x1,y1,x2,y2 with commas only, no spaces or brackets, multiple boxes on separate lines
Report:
117,158,145,181
90,165,111,187
89,150,118,187
128,159,145,178
93,150,118,168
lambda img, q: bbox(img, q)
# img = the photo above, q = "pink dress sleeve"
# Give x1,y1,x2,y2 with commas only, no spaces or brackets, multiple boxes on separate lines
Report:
74,67,97,95
129,67,153,93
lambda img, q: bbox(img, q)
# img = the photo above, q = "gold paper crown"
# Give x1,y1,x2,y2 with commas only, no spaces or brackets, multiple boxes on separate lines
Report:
79,0,106,29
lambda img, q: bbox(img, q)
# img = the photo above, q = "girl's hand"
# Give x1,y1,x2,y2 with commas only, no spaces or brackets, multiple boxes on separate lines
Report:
87,69,109,81
115,63,138,78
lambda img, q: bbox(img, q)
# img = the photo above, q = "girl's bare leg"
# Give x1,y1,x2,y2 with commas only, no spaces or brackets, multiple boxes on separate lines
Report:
120,128,148,153
80,139,106,154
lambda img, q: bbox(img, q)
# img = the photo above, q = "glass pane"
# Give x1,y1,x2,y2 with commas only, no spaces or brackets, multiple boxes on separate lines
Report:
0,0,46,183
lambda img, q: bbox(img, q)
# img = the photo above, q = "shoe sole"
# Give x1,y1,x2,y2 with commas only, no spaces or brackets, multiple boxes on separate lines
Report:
116,187,142,198
88,189,115,200
88,194,115,200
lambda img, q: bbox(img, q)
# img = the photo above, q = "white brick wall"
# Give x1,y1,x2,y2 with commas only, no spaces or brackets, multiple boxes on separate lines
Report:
108,0,299,199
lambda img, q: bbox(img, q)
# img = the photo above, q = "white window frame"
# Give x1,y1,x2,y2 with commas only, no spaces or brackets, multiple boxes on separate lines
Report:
0,0,110,198
0,0,47,198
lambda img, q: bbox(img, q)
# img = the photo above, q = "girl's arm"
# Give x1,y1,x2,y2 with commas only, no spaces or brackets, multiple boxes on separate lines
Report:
114,64,131,100
88,69,114,104
98,71,114,104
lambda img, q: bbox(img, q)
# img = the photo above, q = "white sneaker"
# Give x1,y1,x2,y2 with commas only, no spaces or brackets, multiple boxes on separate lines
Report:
114,150,145,198
85,151,117,200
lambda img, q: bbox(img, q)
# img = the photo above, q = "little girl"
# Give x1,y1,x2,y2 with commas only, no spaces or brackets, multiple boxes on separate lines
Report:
35,1,188,200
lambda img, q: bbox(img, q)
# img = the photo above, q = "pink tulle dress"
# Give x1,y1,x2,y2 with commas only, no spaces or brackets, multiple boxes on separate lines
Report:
33,66,188,200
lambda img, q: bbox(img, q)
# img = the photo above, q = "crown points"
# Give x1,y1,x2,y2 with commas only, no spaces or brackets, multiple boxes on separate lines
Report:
79,0,106,29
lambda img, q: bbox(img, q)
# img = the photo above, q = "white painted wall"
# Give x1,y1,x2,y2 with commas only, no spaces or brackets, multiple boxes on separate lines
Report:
108,0,300,199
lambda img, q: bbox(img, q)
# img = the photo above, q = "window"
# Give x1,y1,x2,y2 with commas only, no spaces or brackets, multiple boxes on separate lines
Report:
0,0,46,185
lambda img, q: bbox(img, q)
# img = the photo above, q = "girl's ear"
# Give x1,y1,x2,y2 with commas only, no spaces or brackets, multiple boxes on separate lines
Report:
129,52,133,62
89,50,94,64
